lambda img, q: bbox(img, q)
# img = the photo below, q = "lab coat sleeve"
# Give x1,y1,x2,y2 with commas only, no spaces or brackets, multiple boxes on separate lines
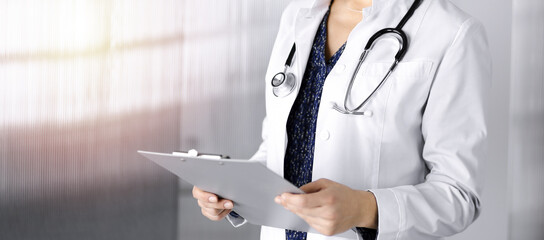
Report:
249,117,269,165
369,18,491,239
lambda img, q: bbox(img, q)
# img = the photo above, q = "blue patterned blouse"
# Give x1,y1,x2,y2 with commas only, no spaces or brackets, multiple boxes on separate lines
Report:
283,8,377,240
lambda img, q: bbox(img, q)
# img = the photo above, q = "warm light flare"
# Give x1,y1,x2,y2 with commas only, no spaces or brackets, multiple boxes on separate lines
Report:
1,0,107,55
0,0,184,127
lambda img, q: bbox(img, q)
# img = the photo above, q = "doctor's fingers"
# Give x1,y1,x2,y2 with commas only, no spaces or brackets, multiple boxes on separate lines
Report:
192,186,234,207
197,199,234,210
299,178,333,193
192,186,219,202
278,191,328,209
280,197,342,220
292,212,342,236
201,207,231,221
199,204,223,216
281,202,328,219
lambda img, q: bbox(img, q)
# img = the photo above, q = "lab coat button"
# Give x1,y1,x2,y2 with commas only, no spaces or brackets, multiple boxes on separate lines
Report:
320,130,330,141
336,64,346,73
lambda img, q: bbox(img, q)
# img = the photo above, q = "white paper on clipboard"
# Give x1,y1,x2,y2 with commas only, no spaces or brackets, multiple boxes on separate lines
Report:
138,150,355,238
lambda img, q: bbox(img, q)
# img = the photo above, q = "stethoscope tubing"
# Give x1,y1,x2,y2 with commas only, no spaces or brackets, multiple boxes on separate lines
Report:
272,0,423,114
335,59,399,114
339,28,406,113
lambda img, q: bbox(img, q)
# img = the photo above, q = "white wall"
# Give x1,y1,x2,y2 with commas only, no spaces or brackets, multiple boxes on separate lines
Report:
0,1,184,239
508,0,544,239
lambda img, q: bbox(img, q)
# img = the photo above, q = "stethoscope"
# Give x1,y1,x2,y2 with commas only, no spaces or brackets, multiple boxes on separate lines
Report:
271,43,297,97
271,0,423,115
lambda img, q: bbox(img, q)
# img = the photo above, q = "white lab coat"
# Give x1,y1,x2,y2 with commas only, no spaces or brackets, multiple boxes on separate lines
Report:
231,0,491,239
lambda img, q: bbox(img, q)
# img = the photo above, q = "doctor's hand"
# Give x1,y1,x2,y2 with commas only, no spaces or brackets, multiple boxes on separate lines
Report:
192,186,233,221
275,178,378,236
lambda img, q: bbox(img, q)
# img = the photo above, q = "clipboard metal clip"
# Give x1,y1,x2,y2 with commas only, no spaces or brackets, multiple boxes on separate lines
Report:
172,149,230,160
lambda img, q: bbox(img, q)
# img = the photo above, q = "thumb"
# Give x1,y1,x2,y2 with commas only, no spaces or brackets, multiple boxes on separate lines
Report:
300,178,331,193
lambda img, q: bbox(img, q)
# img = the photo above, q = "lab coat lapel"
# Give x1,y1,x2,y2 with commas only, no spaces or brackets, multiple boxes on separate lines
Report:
269,5,328,178
285,9,328,132
293,7,328,88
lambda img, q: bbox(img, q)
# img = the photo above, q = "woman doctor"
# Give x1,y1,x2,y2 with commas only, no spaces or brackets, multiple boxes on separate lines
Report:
193,0,491,239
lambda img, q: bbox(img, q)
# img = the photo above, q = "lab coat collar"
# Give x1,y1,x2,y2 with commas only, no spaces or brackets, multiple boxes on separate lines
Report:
307,0,395,16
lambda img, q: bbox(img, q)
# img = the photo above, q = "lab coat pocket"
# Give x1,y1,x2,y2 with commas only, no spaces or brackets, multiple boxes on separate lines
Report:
386,61,434,113
343,62,393,112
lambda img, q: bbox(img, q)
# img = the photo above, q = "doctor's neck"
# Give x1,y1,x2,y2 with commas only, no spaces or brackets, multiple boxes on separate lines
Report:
339,0,373,12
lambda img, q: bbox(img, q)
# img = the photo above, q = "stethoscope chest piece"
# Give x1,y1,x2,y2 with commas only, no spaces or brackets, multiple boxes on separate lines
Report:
271,43,297,98
271,71,296,97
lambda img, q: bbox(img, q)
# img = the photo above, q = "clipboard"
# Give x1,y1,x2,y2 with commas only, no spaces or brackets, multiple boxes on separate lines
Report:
138,150,356,238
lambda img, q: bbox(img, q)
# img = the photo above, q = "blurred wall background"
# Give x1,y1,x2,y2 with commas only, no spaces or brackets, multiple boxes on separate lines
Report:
0,1,185,239
175,0,289,239
508,0,544,239
0,0,542,240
